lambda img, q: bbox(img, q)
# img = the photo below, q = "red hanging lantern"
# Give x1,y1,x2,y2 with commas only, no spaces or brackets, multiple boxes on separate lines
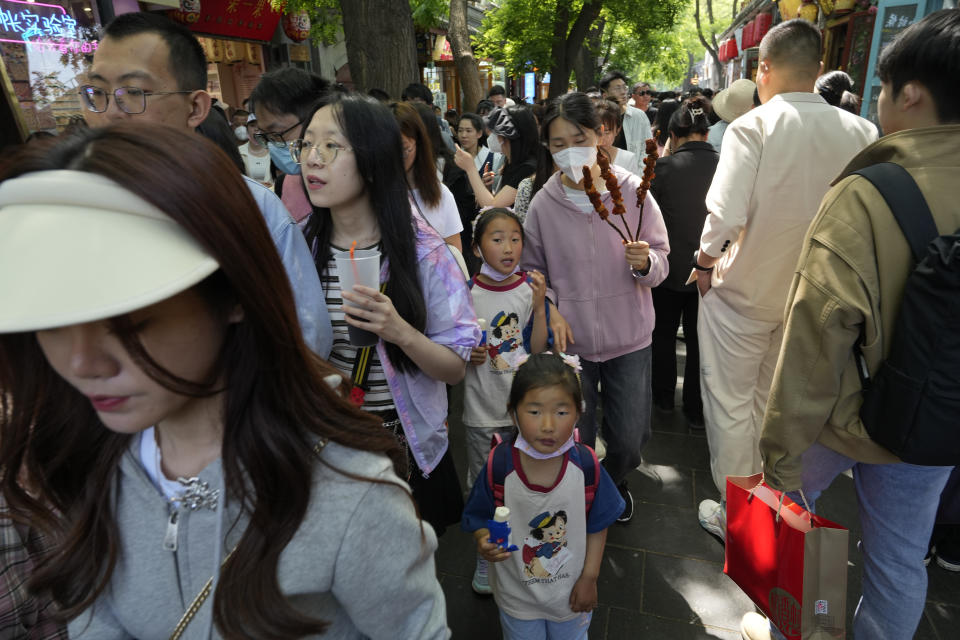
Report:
169,0,201,26
755,12,773,40
744,20,755,48
283,10,311,43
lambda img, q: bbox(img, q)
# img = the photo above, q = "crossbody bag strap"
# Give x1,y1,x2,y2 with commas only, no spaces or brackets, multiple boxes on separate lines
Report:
168,546,237,640
168,440,330,640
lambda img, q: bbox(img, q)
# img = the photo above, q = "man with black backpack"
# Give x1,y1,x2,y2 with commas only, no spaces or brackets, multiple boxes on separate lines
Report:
742,10,960,640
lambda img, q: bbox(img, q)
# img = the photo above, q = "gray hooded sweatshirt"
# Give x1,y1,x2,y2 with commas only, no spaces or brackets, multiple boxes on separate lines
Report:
68,438,449,639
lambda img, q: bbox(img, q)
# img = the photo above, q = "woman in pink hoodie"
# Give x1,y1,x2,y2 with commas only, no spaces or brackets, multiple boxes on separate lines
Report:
521,92,670,523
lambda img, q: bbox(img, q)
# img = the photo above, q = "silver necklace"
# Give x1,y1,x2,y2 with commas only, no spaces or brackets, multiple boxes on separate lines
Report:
154,432,220,511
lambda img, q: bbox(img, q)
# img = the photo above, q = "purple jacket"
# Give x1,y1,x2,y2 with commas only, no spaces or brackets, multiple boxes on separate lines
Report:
378,217,480,475
522,166,669,362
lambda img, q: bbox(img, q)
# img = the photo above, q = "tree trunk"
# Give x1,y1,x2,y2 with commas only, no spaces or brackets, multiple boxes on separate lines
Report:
573,18,604,90
448,0,483,113
695,0,723,88
547,0,603,99
340,0,419,98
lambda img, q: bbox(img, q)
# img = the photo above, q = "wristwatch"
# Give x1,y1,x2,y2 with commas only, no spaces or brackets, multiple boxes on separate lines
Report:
692,250,713,272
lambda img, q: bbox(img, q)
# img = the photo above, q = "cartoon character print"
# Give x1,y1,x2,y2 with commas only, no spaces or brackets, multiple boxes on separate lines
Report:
522,510,573,578
487,311,524,371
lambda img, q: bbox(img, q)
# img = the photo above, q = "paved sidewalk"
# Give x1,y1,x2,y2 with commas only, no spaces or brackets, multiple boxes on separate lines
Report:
438,361,959,638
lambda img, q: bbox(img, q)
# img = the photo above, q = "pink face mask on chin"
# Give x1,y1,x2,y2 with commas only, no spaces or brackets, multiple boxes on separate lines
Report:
478,248,520,282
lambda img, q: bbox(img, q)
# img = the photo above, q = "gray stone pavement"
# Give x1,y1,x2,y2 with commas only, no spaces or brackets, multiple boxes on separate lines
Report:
437,347,959,638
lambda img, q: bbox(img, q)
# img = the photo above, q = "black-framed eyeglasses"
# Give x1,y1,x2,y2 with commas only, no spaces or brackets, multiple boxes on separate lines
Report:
289,139,351,165
78,85,193,115
253,119,305,148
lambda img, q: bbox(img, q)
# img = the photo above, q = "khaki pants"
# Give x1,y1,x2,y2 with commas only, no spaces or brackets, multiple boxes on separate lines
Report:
697,290,783,500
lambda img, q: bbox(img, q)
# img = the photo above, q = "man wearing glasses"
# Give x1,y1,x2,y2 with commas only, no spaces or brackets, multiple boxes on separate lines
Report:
248,68,331,223
80,12,332,358
599,70,652,158
631,82,658,126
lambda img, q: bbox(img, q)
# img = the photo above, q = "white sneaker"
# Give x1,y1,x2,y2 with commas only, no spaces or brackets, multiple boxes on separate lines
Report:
472,556,492,594
740,612,772,640
698,499,726,543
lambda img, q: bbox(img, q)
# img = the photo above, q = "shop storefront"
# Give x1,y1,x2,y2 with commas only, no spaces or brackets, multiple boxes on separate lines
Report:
170,0,285,112
860,0,951,124
0,0,103,135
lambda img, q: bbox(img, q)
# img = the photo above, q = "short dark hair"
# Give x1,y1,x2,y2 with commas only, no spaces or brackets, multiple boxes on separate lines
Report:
249,68,331,121
488,85,506,97
367,88,391,103
476,99,494,115
101,12,206,91
401,83,433,104
815,70,854,106
878,9,960,123
599,70,628,92
507,353,582,417
759,18,822,75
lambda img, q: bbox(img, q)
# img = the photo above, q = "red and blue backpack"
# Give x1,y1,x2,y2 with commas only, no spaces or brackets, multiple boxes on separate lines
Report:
485,431,601,514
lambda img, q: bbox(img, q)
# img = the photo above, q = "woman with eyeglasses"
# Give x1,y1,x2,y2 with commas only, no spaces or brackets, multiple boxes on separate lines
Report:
294,92,479,537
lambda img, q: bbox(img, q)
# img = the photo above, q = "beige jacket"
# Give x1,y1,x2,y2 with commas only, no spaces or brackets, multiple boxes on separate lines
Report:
760,125,960,491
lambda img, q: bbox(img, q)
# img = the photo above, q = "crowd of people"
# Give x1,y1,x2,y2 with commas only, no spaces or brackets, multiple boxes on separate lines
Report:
0,7,958,640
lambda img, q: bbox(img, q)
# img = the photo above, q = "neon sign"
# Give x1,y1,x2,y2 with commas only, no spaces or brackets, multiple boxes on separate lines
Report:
0,0,79,45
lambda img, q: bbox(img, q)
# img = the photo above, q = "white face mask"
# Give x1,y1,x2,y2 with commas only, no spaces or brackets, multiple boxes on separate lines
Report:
552,146,598,183
487,134,503,154
234,126,249,142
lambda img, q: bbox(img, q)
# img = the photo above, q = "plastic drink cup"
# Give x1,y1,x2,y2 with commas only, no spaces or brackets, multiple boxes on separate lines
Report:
333,248,381,347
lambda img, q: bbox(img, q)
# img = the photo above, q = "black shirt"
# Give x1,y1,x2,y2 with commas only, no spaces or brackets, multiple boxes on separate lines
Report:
649,141,719,290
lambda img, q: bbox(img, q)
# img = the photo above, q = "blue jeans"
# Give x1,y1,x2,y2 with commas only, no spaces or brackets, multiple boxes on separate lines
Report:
499,610,592,640
770,442,952,640
577,347,652,486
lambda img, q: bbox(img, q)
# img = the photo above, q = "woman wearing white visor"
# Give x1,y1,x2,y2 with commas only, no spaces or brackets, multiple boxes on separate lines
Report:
0,123,448,640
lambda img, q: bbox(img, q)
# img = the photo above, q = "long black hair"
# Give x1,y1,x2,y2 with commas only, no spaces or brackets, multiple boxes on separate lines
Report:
302,92,426,373
502,105,539,169
533,92,600,195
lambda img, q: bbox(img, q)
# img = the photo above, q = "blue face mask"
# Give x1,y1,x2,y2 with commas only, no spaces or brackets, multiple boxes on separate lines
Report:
268,142,301,175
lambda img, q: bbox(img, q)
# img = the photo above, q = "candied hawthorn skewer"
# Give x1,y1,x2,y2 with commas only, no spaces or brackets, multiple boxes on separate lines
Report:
634,135,660,237
583,165,628,244
597,151,632,241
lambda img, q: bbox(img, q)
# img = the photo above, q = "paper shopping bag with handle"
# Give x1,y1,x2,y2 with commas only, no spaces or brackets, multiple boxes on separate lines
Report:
724,474,848,640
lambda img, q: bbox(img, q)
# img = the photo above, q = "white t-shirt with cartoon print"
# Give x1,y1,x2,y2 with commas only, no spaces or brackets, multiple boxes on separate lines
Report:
463,273,542,428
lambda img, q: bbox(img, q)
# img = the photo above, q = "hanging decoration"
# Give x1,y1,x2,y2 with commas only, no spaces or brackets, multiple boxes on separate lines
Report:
283,10,311,43
169,0,202,26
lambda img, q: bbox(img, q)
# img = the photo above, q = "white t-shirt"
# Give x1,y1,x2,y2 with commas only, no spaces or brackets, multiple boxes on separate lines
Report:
238,143,272,185
611,148,640,176
410,184,463,240
322,247,394,412
463,274,540,427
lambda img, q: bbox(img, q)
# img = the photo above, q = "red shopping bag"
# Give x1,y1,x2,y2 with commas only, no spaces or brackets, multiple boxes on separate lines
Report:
725,474,848,640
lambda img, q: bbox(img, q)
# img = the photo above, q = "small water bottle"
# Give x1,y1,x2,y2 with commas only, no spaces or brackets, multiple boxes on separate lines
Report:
487,506,519,552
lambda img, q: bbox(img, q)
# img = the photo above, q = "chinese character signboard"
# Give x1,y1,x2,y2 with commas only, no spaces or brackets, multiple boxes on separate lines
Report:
180,0,283,42
860,0,923,127
0,0,95,53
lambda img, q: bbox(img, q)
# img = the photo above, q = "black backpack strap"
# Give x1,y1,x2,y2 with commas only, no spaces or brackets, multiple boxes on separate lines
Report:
851,162,938,262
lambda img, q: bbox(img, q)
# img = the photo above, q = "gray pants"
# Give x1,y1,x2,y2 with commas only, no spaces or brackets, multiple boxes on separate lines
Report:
463,424,517,492
578,346,652,486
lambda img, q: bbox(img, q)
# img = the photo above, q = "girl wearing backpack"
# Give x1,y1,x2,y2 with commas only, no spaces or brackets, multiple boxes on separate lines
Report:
462,353,624,639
